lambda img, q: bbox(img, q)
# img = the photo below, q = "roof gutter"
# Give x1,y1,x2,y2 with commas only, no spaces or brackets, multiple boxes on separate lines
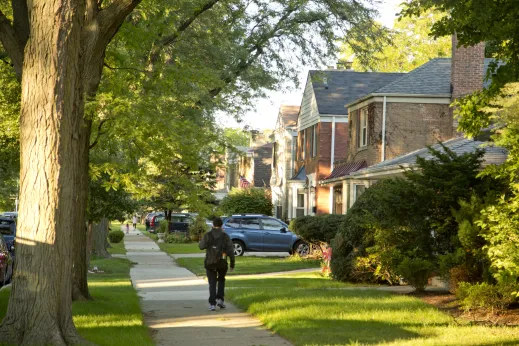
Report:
345,93,452,109
382,96,387,162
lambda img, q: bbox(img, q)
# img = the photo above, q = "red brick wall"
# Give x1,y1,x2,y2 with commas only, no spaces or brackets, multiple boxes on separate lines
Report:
334,122,349,161
347,101,453,165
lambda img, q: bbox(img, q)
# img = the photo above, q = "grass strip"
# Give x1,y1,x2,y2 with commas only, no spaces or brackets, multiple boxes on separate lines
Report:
176,256,320,276
226,273,519,346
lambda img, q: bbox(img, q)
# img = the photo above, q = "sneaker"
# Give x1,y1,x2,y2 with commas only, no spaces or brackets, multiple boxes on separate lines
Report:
208,305,216,311
216,299,226,309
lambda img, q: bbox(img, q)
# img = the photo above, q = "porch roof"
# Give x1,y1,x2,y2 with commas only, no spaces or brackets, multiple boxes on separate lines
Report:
320,161,367,184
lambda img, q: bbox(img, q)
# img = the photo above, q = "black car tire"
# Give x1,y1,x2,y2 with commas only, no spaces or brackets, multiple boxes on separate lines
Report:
294,241,310,257
232,240,245,257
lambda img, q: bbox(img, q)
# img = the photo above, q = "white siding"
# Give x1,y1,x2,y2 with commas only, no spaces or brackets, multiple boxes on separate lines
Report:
298,76,319,131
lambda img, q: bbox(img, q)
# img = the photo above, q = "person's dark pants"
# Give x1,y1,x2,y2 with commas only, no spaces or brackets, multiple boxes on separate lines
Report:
206,266,228,305
133,223,137,229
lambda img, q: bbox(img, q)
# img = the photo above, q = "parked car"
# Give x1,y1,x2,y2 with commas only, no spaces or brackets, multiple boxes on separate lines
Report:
169,213,194,233
0,234,13,286
2,212,17,220
0,217,16,255
146,212,165,232
221,214,309,256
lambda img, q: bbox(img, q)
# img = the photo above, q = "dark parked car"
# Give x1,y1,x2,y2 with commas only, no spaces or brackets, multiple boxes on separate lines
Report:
0,217,16,255
2,212,17,220
222,215,309,256
0,234,13,286
169,213,194,233
145,212,164,232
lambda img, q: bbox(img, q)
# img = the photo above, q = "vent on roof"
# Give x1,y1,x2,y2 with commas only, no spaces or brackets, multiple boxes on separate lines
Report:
323,77,328,89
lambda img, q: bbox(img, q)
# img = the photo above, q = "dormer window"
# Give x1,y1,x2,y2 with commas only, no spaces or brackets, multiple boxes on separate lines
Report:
359,108,368,147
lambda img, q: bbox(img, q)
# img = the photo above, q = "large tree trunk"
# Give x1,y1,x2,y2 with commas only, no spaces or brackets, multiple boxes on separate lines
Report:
71,120,92,301
91,218,111,258
0,2,86,344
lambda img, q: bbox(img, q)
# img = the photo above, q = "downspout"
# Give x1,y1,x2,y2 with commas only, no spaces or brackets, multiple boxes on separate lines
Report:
331,117,336,170
381,96,387,162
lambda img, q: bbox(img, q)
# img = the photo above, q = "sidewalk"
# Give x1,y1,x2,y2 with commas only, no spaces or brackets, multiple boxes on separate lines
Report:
124,229,291,346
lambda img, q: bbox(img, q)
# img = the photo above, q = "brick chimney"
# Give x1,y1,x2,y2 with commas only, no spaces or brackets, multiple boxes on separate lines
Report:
451,34,485,99
451,34,485,134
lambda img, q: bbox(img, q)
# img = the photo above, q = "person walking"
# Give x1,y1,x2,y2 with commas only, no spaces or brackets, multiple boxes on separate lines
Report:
199,217,235,311
132,215,138,230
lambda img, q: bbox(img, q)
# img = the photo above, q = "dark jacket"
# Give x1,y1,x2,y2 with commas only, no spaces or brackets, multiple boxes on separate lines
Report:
199,227,235,269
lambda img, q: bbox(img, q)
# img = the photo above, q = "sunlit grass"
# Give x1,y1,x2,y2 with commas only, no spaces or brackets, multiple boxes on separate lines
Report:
176,256,320,276
226,273,519,346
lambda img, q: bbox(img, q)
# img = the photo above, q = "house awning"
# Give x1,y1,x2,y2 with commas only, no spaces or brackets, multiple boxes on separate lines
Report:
321,161,367,183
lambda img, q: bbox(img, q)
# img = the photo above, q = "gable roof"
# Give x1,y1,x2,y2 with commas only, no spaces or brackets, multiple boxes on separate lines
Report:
279,105,300,127
372,58,498,96
309,70,405,115
290,165,306,181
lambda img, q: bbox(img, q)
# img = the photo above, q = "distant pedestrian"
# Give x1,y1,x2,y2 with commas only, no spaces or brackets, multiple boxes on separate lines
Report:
126,223,130,234
199,217,235,311
132,215,138,230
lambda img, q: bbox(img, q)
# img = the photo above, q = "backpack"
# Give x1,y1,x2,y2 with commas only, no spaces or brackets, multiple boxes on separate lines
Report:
205,232,227,269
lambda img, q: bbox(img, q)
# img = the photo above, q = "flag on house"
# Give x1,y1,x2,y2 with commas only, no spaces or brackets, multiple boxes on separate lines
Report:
239,176,251,188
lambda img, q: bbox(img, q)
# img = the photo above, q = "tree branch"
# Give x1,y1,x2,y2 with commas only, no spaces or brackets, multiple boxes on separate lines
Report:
0,10,23,80
103,62,149,75
148,0,221,67
89,119,108,149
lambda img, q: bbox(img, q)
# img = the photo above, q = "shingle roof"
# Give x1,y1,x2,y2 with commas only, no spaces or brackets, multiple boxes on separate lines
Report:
323,161,367,180
280,105,300,127
309,70,405,115
350,137,507,176
374,58,499,96
290,165,306,181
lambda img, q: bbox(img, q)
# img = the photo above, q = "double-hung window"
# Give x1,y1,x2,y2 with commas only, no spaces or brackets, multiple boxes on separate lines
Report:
359,108,368,147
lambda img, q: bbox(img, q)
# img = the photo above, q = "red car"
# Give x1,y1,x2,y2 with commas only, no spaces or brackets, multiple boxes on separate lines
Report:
0,235,13,286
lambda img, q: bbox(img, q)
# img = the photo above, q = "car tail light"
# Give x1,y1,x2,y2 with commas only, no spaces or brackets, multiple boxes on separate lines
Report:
150,217,155,227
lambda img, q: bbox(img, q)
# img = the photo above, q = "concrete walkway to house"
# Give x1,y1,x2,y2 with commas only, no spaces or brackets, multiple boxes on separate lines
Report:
124,228,291,346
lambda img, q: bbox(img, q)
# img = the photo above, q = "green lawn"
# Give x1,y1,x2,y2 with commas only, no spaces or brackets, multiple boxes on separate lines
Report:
139,229,203,254
108,241,126,255
0,253,153,346
226,273,519,346
159,242,204,254
176,256,320,276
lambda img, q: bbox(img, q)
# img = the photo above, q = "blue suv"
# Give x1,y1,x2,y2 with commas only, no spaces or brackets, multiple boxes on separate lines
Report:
222,215,309,256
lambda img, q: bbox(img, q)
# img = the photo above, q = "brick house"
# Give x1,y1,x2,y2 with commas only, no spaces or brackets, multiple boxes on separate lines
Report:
271,105,299,221
287,69,404,218
320,36,493,211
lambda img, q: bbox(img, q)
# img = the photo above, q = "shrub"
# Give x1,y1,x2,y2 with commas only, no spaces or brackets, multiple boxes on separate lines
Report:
108,230,125,244
165,232,191,244
448,264,472,294
456,281,518,312
396,257,435,292
158,219,168,234
290,214,346,245
219,188,273,216
189,216,208,241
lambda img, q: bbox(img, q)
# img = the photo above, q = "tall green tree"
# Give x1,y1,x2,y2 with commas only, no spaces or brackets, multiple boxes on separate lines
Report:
341,8,451,72
0,0,389,343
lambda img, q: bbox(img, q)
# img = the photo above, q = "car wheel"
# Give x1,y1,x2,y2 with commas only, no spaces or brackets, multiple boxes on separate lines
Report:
294,241,310,257
233,240,245,256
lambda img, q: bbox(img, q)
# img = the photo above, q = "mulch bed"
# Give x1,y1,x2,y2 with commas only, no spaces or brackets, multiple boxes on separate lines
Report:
407,291,519,326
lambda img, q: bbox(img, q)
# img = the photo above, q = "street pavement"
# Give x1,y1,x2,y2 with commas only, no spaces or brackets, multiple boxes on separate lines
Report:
124,229,291,346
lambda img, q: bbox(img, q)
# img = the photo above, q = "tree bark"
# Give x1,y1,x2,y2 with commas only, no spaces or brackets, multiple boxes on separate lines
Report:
0,1,87,344
91,218,111,259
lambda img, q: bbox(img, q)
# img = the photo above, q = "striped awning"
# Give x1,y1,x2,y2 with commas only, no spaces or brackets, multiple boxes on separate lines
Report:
324,161,367,180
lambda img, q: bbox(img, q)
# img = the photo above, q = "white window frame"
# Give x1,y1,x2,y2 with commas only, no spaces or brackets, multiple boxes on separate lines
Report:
359,108,368,147
353,184,366,203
